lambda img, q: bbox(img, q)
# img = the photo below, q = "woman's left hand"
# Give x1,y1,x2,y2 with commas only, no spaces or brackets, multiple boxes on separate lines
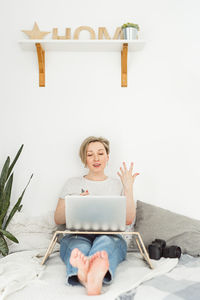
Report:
117,162,140,191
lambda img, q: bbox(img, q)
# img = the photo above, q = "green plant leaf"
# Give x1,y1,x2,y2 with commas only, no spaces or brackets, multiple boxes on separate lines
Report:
3,173,33,230
0,173,13,227
121,22,140,31
0,157,10,208
0,233,9,256
0,229,19,243
7,144,24,180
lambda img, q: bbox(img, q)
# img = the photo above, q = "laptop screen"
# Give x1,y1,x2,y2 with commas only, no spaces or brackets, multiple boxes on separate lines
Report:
65,195,126,232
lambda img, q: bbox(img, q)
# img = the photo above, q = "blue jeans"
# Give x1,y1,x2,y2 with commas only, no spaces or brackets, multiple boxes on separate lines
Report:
60,234,127,286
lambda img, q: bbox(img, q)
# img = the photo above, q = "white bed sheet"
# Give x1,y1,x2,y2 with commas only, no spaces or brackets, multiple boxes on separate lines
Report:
0,249,178,300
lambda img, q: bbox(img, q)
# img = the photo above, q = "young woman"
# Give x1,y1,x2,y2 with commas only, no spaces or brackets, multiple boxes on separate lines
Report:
54,136,139,295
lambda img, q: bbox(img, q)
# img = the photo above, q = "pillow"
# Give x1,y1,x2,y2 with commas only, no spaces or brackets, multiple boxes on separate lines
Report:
5,211,60,254
128,200,200,256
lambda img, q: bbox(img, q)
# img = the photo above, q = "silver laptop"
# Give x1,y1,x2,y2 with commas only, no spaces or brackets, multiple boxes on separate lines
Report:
65,195,126,232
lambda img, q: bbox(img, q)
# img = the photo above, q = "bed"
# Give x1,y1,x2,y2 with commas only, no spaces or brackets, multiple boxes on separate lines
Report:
1,201,200,300
118,254,200,300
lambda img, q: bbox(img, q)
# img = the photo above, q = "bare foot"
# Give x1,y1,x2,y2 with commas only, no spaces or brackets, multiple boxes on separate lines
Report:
87,250,109,295
69,248,89,286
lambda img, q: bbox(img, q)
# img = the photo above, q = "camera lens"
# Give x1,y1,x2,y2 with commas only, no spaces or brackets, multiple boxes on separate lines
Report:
163,246,181,258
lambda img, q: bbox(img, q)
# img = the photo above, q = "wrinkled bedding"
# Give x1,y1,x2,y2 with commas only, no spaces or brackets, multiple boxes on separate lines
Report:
118,254,200,300
2,211,199,300
0,248,178,300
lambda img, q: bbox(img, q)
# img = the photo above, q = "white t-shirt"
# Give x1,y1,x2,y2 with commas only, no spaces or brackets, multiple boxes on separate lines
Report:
60,176,135,246
60,176,124,198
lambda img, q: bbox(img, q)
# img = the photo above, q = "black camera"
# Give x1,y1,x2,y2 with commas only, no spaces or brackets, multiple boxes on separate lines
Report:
148,239,181,260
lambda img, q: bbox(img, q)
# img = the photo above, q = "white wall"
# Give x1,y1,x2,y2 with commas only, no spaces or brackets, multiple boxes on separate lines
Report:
0,0,200,219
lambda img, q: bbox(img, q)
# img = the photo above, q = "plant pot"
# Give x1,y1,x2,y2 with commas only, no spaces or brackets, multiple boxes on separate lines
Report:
123,27,138,40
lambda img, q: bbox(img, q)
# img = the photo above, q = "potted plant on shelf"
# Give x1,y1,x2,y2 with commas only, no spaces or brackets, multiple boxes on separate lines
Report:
121,22,140,40
0,145,33,257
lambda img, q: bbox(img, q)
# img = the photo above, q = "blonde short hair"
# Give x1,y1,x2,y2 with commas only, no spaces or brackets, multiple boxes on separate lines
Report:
79,136,110,167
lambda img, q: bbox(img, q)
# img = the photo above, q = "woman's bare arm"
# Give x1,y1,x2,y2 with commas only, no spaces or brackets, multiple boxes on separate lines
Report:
124,189,136,225
54,198,66,225
117,162,139,226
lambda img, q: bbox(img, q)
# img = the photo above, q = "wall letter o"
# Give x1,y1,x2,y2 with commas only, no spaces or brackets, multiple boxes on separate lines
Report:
73,26,96,40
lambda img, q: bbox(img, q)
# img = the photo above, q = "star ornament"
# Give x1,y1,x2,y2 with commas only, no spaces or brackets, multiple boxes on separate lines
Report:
22,22,50,39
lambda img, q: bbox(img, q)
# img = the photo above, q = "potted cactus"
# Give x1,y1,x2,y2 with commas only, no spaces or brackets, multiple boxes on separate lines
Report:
121,22,140,40
0,144,33,256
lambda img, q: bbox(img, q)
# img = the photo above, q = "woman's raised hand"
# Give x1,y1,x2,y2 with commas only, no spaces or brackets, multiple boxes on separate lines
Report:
117,162,140,191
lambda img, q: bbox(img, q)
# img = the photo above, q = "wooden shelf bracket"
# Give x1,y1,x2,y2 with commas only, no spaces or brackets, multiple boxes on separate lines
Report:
19,40,145,87
121,43,128,87
35,43,45,87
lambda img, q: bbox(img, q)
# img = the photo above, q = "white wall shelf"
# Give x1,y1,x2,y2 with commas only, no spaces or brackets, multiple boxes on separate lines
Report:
19,40,145,87
19,39,145,51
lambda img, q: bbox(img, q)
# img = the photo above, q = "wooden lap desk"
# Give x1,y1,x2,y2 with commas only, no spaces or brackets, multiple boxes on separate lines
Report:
41,231,153,269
